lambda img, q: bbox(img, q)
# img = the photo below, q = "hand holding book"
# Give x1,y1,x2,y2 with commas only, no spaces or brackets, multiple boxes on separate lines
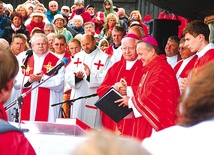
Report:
113,78,127,96
114,95,130,107
95,87,132,123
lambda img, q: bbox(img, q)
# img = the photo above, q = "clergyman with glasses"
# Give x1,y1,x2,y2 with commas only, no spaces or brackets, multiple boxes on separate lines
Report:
97,33,143,140
14,33,65,122
98,35,180,141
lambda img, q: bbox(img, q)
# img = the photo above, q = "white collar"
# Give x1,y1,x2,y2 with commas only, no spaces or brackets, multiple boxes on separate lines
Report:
126,58,138,70
197,43,214,58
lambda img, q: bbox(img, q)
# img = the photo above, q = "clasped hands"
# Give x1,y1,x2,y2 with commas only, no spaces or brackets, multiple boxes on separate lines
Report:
113,78,130,107
74,63,90,78
28,71,43,83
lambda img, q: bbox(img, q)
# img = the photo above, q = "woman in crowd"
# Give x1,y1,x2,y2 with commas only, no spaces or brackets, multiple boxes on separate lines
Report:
68,15,84,37
53,14,73,42
129,10,148,36
2,12,30,44
15,4,30,23
26,10,46,35
100,13,120,44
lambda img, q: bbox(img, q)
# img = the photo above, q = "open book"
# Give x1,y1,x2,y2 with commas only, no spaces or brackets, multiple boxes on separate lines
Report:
95,87,132,123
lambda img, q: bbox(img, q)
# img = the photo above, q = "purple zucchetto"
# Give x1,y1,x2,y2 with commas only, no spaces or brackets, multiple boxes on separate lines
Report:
142,36,159,46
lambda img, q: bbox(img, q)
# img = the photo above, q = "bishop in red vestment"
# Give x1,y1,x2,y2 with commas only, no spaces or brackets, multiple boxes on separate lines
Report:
115,36,180,141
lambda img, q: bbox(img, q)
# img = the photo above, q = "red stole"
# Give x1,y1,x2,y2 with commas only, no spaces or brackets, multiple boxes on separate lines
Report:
21,53,59,121
180,56,197,78
174,60,183,74
174,55,197,78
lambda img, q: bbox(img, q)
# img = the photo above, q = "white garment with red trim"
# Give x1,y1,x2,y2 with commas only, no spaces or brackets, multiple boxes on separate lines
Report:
65,48,111,128
14,51,65,122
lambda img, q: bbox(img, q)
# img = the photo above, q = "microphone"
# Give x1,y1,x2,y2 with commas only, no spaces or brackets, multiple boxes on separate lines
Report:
46,58,68,76
21,50,33,69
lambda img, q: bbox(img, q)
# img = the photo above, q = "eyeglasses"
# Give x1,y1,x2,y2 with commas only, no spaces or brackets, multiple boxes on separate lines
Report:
178,47,187,51
121,46,136,51
35,43,48,46
55,43,65,46
104,2,110,5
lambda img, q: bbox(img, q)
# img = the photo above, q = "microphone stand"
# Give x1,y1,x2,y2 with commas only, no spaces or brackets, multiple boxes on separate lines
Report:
51,93,98,107
52,93,98,128
5,70,58,131
11,65,28,129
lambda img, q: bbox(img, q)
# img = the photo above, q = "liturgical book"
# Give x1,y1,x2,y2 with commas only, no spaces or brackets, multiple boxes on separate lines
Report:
95,87,132,123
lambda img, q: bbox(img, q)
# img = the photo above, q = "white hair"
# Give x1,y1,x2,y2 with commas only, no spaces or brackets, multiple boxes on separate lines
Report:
72,15,84,25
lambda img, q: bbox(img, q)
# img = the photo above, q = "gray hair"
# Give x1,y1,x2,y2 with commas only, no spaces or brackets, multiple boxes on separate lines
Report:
44,23,56,31
31,33,48,44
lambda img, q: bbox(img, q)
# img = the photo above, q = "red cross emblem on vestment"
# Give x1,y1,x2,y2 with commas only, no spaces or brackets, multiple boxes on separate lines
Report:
74,58,82,67
94,60,104,70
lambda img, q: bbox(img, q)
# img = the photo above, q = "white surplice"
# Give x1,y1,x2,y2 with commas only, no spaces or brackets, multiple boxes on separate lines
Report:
65,47,111,128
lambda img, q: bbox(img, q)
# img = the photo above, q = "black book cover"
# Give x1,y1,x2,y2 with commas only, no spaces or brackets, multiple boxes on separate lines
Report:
95,87,132,123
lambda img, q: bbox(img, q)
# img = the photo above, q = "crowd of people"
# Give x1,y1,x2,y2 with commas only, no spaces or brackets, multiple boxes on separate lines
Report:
1,0,214,154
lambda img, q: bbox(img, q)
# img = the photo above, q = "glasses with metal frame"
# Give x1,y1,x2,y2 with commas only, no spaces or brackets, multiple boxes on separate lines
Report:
121,46,136,51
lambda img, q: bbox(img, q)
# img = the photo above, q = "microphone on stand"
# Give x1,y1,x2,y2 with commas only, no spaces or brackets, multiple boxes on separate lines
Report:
46,58,68,76
21,50,33,69
12,50,33,124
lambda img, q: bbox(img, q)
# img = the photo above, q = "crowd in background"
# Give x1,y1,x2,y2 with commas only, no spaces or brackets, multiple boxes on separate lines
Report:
2,0,214,154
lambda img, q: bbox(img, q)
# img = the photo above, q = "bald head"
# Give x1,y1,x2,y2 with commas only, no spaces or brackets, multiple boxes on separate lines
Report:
0,39,9,49
81,34,96,54
128,25,145,40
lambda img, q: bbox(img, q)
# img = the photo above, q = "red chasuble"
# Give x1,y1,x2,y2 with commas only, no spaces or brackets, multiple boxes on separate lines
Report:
21,53,59,121
132,54,180,140
192,49,214,76
97,58,143,137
